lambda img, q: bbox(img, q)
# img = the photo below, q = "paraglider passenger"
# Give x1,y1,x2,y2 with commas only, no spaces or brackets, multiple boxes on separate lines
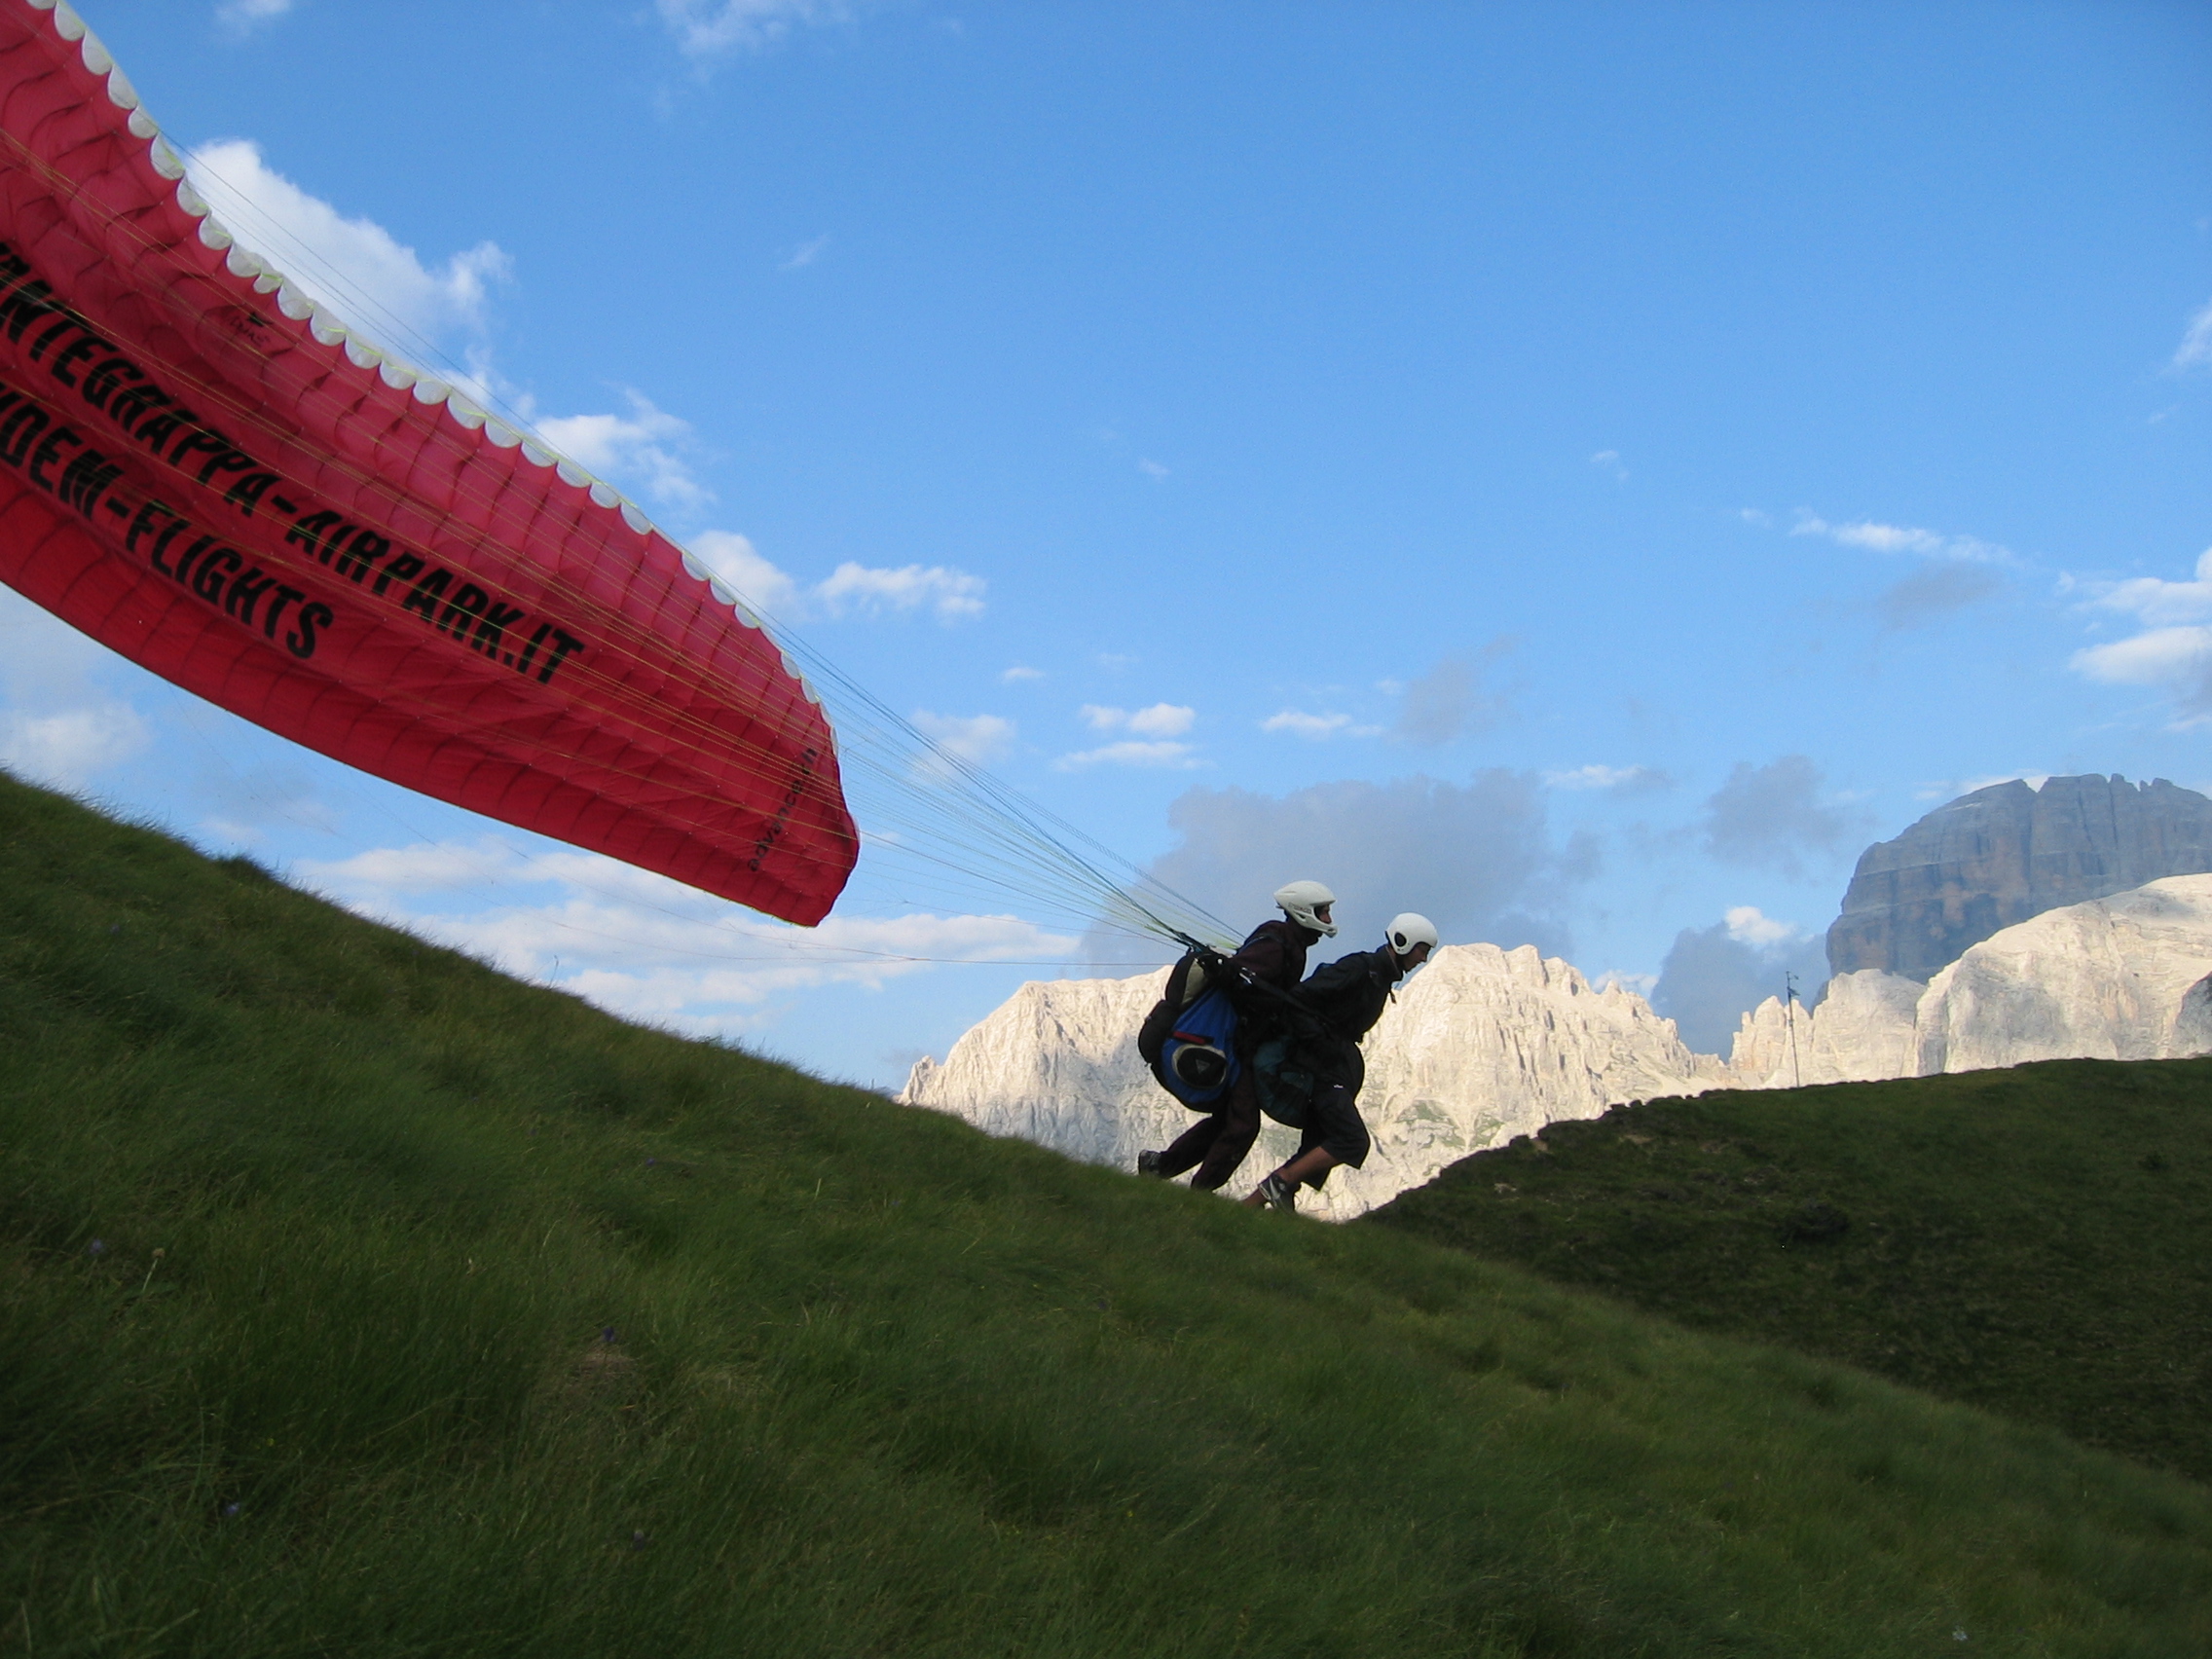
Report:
1136,880,1338,1191
1244,913,1439,1214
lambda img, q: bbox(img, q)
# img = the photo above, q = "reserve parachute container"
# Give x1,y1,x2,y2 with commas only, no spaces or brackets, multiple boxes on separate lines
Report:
0,0,858,923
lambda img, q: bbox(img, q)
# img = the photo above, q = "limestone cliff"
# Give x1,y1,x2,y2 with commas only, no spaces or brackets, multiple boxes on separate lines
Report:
1726,874,2212,1087
1825,774,2212,982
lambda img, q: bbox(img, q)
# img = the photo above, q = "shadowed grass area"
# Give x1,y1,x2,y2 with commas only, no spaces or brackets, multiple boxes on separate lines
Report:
3,767,2210,1656
1365,1060,2212,1484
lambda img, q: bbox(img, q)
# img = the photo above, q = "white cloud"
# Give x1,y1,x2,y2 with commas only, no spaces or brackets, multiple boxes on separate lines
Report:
0,705,150,791
1722,904,1799,947
1738,507,1773,528
1790,514,2008,563
535,390,708,508
1001,666,1045,683
1589,449,1626,481
296,836,1076,1026
215,0,293,35
657,0,845,57
686,531,799,616
1542,763,1668,793
2072,626,2212,686
1081,703,1195,738
816,562,986,621
1054,741,1202,771
1260,710,1382,741
1137,459,1170,480
184,139,509,354
2176,299,2212,370
2082,547,2212,628
781,233,831,271
911,711,1015,765
675,538,988,624
216,0,294,29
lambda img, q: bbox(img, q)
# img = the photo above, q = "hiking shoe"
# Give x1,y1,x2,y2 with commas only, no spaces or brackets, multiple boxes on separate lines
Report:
1136,1150,1166,1179
1255,1173,1298,1213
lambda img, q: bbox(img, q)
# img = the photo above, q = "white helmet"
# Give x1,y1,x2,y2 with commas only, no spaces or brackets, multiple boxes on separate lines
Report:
1273,879,1338,938
1386,912,1439,963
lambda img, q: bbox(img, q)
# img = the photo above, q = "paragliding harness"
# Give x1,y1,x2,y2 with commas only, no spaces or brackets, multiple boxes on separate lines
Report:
1137,935,1334,1120
1137,943,1241,1108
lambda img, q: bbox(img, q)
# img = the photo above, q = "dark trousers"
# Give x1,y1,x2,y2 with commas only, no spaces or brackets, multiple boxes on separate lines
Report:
1156,1069,1263,1191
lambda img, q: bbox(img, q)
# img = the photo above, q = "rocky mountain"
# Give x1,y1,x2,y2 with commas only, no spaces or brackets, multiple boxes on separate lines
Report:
1732,874,2212,1087
1825,774,2212,982
903,943,1723,1221
908,876,2212,1220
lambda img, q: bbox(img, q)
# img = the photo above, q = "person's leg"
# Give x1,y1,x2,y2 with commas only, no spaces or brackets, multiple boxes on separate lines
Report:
1188,1071,1263,1191
1152,1113,1223,1179
1241,1085,1369,1208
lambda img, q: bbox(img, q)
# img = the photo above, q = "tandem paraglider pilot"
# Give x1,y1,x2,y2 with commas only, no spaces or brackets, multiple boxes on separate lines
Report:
1133,880,1340,1192
1242,911,1439,1215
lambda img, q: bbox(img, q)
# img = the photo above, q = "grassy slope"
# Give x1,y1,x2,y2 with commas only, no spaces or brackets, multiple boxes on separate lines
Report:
0,772,2208,1658
1364,1062,2212,1485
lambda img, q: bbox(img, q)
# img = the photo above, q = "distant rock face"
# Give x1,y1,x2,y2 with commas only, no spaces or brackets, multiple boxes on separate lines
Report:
912,876,2212,1220
1725,875,2212,1087
903,943,1722,1221
1825,775,2212,982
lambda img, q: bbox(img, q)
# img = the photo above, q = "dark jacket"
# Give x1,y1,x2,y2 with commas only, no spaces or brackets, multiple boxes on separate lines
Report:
1287,945,1406,1088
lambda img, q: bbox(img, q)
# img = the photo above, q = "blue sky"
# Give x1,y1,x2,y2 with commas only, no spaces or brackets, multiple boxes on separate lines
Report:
5,0,2209,1079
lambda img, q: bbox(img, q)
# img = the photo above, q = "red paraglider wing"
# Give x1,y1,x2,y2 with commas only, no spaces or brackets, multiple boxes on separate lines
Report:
0,3,857,924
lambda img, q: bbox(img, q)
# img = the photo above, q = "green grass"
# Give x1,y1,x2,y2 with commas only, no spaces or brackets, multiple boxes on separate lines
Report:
1364,1061,2212,1485
2,768,2210,1656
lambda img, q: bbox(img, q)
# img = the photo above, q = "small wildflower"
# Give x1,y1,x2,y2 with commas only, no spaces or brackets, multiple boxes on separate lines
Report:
1953,1634,1969,1644
223,1501,240,1518
87,1238,106,1258
631,1529,648,1550
601,1326,617,1345
645,1158,657,1167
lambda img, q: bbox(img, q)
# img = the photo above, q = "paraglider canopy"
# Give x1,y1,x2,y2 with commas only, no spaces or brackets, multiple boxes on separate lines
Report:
0,0,858,925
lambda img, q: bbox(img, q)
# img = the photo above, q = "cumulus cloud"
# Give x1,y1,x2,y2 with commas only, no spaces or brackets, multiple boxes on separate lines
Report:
1650,906,1827,1057
685,531,799,616
296,836,1075,1030
1261,710,1382,741
535,391,708,509
911,711,1015,766
2177,299,2212,370
2068,548,2212,719
657,0,846,57
184,139,508,353
1874,563,2004,629
1589,449,1627,482
1542,763,1672,794
1054,741,1201,771
1081,703,1195,738
816,562,986,622
1001,666,1045,683
1391,644,1511,746
1111,769,1599,964
1137,459,1170,480
1700,756,1866,878
0,706,150,792
682,538,987,624
1791,514,2009,564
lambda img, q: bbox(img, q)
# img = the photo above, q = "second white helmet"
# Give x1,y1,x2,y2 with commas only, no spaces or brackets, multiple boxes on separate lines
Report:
1386,912,1439,960
1273,879,1339,938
